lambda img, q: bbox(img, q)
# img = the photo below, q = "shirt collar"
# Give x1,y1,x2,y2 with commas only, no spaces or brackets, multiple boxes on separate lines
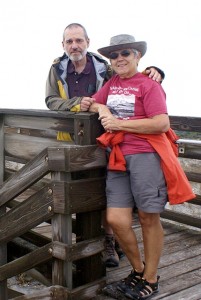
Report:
67,55,92,74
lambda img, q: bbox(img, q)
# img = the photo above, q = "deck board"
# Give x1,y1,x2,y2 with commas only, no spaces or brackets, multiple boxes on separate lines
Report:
9,217,201,299
96,219,201,299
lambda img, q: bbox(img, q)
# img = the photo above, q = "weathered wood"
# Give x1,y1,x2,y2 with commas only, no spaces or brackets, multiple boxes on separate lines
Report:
189,194,201,205
0,110,200,299
178,142,201,159
52,178,106,214
3,109,103,146
98,221,201,300
0,115,4,182
0,186,54,244
170,115,201,132
8,288,23,298
50,171,74,289
9,285,68,300
0,243,53,282
161,209,201,229
156,283,201,300
4,133,73,161
0,149,49,208
69,278,106,299
4,114,74,133
51,238,104,262
47,146,106,172
0,115,7,299
75,211,105,287
186,171,201,183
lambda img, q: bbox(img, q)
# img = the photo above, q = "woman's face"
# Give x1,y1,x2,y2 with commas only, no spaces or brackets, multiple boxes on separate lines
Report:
109,49,140,78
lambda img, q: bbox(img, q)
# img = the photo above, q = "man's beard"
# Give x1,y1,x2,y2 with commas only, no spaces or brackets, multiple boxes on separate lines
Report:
68,49,87,62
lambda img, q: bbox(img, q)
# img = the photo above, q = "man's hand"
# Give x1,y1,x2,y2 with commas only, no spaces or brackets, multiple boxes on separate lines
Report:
145,67,162,82
80,97,95,111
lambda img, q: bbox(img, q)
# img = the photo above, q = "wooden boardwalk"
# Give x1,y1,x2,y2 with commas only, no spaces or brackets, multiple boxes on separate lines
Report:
96,219,201,300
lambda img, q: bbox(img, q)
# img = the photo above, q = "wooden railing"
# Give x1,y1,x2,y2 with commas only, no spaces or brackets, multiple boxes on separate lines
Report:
0,109,200,299
162,116,201,228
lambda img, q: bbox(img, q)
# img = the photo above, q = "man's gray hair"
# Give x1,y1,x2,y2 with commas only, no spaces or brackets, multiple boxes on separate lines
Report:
63,23,89,41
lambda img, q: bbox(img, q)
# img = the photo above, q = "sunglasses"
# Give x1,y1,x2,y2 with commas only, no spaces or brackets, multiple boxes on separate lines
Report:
109,49,132,60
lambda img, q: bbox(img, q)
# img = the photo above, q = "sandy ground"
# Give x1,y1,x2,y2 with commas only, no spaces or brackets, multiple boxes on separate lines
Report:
8,273,47,295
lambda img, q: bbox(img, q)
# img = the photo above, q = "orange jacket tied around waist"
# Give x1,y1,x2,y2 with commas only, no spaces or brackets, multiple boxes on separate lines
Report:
96,129,196,205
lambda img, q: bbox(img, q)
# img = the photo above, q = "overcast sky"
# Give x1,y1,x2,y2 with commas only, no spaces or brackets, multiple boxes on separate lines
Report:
0,0,200,117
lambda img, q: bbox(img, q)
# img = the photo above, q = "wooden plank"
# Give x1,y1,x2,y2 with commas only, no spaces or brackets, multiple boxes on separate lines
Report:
76,211,105,286
98,220,201,299
51,238,104,262
0,243,53,282
0,115,4,181
5,127,58,139
169,115,201,132
4,115,74,133
69,279,106,300
0,186,54,244
0,149,49,207
4,110,102,146
161,210,201,229
8,288,23,298
152,266,201,299
178,143,201,159
187,194,201,206
0,108,97,120
52,178,106,214
155,283,201,300
9,285,67,300
0,115,8,299
186,171,201,183
47,146,106,172
73,116,103,145
50,171,73,289
4,133,74,161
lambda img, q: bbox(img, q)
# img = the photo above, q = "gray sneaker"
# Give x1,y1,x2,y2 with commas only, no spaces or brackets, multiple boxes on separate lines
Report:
102,234,119,268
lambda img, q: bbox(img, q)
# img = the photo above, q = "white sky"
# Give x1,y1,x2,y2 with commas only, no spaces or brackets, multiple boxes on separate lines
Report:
0,0,200,117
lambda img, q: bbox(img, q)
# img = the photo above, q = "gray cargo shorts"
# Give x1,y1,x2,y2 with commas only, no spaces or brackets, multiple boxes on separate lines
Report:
106,153,168,213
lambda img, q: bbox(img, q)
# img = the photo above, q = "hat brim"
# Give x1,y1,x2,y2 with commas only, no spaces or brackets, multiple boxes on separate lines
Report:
98,41,147,59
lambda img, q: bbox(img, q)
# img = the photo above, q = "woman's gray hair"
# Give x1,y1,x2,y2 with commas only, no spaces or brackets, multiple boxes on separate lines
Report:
132,49,139,56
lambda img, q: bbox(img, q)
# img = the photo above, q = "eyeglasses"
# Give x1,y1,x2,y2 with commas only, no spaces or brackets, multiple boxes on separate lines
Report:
108,49,132,60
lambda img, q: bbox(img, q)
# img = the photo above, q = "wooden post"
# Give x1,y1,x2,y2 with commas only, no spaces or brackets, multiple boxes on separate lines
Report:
0,115,7,299
51,171,73,289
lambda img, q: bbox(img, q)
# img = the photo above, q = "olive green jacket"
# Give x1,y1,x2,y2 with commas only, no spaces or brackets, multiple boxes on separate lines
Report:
45,52,113,112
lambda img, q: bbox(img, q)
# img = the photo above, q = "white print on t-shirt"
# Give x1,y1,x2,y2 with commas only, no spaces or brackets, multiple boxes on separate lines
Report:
107,94,135,119
110,86,139,93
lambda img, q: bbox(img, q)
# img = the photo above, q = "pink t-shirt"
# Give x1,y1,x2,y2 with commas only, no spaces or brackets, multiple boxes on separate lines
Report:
93,72,167,155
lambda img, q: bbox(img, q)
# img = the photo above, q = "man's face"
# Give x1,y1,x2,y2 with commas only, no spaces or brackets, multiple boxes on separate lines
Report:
62,27,90,62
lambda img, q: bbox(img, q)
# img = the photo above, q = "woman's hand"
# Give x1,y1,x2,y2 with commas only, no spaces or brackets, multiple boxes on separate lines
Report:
99,114,120,132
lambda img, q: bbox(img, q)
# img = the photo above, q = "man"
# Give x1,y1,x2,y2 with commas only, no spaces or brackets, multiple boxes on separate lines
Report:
45,23,165,268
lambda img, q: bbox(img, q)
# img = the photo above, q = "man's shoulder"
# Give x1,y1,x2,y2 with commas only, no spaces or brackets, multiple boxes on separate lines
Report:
52,53,67,65
88,51,108,64
88,52,113,76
